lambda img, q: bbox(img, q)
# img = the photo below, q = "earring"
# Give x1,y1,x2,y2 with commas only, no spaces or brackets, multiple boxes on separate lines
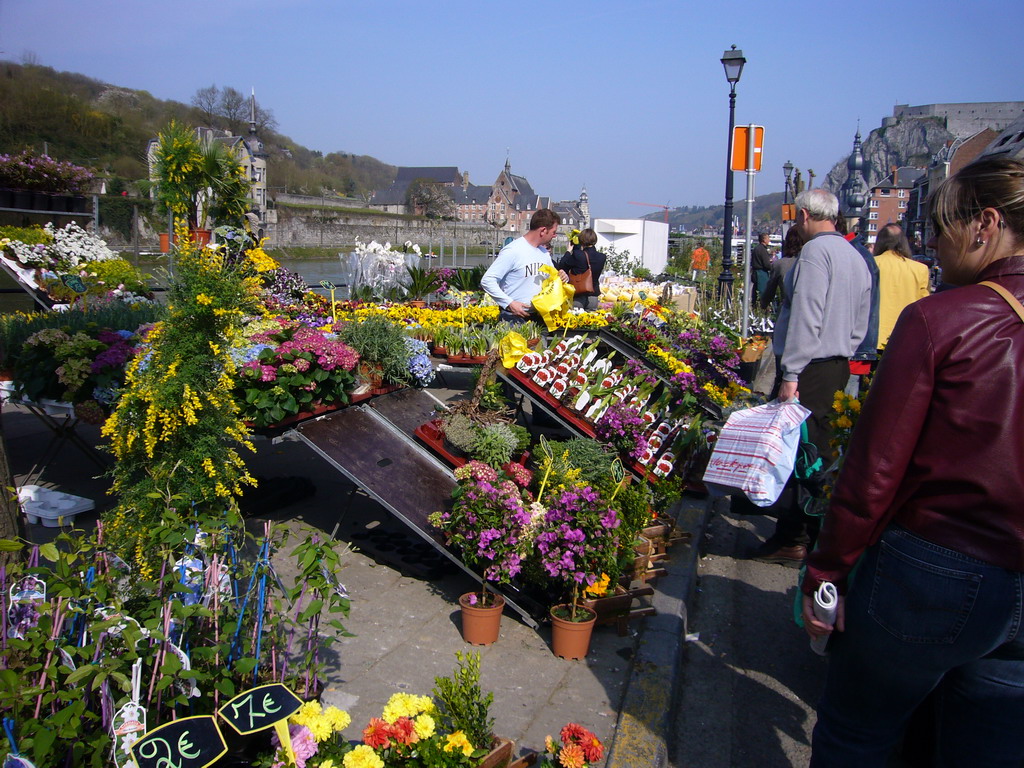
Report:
976,237,986,247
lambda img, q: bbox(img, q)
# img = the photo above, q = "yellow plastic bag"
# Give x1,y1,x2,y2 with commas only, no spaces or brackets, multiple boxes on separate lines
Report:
531,264,575,331
499,331,530,368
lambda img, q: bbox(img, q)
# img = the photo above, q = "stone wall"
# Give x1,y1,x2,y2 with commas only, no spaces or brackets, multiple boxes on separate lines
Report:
269,206,500,250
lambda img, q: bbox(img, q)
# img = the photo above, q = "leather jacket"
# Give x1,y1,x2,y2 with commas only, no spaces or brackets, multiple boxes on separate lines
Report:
804,254,1024,595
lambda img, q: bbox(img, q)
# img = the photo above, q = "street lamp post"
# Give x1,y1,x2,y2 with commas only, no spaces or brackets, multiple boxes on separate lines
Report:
718,45,746,300
782,160,794,238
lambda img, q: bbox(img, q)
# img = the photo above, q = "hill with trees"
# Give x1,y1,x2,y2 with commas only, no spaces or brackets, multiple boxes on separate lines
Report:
640,191,786,233
0,60,396,198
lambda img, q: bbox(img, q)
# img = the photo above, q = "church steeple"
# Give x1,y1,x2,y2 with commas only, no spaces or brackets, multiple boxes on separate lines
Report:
840,127,869,219
579,185,590,228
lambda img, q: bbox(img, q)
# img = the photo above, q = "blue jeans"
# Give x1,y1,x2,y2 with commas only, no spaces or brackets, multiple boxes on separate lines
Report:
811,526,1024,767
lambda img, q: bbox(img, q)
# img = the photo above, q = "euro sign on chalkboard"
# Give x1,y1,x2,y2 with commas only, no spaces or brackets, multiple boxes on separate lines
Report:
60,274,86,293
320,280,336,290
131,715,226,768
217,683,303,735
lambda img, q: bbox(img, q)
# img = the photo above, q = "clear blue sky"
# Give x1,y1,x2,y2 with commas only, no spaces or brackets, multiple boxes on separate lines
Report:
2,0,1021,219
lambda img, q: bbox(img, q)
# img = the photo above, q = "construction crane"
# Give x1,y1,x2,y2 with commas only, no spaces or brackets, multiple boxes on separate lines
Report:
628,201,670,224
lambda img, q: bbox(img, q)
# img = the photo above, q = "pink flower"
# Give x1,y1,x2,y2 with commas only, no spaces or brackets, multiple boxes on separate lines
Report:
270,724,318,768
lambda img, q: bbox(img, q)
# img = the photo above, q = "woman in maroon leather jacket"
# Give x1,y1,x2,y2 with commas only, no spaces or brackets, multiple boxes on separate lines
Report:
799,156,1024,767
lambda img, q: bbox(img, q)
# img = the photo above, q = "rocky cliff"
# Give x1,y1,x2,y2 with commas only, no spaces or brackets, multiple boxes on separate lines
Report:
825,116,955,190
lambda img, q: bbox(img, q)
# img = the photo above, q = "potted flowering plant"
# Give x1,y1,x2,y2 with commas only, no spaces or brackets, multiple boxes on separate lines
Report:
595,402,649,463
259,699,353,768
346,691,490,768
429,460,536,645
235,320,361,428
11,324,143,422
538,723,604,768
532,484,621,659
150,120,251,240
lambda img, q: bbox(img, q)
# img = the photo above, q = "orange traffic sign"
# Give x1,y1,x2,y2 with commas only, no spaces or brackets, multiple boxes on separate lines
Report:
731,125,764,172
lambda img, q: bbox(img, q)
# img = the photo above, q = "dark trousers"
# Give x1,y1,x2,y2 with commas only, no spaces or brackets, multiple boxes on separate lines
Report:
771,357,849,547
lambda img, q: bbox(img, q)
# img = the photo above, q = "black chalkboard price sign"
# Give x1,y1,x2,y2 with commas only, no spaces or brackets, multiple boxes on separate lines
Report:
60,274,87,293
130,715,226,768
217,683,303,735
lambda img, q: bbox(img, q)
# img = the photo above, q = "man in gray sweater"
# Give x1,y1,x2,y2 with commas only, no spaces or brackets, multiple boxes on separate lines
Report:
751,189,871,565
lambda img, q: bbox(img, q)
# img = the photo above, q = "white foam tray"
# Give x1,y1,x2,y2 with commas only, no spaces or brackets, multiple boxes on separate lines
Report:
18,485,94,527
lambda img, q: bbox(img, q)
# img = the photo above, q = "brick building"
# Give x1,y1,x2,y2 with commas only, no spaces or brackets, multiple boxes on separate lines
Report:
864,167,924,246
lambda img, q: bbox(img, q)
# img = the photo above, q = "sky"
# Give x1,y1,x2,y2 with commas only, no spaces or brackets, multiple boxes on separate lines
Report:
1,0,1022,220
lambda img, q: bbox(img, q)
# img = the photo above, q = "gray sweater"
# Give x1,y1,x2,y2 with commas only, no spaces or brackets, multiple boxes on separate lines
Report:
774,231,871,382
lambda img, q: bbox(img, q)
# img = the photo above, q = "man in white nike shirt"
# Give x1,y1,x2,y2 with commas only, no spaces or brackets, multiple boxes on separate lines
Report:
481,208,568,324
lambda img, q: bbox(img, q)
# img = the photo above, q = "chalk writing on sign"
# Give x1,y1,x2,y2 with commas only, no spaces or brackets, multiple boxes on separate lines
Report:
217,683,302,735
130,715,226,768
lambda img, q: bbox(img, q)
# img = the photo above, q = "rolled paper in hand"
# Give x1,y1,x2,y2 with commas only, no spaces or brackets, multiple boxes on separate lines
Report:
810,581,838,656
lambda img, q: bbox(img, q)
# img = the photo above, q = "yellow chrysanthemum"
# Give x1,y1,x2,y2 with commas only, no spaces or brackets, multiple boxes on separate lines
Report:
343,744,384,768
413,713,435,740
324,706,351,733
306,715,333,742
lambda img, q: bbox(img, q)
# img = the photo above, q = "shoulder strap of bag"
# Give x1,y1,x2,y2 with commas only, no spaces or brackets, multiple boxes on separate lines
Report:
979,280,1024,324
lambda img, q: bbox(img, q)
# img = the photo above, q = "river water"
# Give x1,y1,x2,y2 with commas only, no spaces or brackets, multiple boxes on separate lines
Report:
0,252,495,315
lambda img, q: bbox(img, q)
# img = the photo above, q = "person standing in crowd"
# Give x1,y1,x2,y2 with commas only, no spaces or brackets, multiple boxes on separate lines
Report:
558,227,607,310
760,227,804,313
480,208,567,325
690,243,710,280
836,216,880,394
749,189,871,565
873,222,931,349
801,155,1024,767
750,232,773,304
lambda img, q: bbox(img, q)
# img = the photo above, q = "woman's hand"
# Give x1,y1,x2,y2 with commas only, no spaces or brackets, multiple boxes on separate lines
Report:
801,593,845,639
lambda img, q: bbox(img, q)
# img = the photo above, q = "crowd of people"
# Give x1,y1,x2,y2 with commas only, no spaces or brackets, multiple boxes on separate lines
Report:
751,156,1024,767
479,159,1024,765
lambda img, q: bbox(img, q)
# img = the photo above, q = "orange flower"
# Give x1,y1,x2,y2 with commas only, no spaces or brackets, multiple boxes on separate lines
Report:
389,717,418,745
362,718,391,749
558,743,585,768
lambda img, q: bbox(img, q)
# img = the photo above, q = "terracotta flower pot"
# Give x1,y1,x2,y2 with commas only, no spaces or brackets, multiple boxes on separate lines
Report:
459,592,504,645
550,604,597,660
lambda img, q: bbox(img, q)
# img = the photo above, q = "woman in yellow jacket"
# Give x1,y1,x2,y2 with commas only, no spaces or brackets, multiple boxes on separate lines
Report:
873,224,930,348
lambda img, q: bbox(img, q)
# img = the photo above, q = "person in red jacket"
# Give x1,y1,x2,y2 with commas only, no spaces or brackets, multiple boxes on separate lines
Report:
800,155,1024,767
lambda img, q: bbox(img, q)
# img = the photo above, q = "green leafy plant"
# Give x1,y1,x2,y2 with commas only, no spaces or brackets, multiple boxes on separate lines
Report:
432,652,495,753
405,265,438,301
470,423,517,469
338,318,411,385
149,120,251,230
0,521,351,768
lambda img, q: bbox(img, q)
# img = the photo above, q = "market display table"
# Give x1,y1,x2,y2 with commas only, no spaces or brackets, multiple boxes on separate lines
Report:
290,389,545,627
0,381,108,485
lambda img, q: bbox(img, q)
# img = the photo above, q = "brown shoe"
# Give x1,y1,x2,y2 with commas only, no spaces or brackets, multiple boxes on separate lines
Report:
749,541,807,567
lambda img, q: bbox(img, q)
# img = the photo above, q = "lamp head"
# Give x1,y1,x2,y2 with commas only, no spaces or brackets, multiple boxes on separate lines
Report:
783,160,794,181
721,45,746,84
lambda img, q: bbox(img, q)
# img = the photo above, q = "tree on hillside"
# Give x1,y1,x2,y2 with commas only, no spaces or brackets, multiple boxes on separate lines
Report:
219,87,248,130
192,84,219,125
406,179,456,219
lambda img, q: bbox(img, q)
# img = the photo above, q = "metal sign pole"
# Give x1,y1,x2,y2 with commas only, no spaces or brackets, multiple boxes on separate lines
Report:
741,125,757,339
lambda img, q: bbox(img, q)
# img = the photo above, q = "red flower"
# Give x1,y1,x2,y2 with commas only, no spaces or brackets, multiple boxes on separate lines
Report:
580,734,603,763
363,717,391,749
560,723,589,745
389,717,418,745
